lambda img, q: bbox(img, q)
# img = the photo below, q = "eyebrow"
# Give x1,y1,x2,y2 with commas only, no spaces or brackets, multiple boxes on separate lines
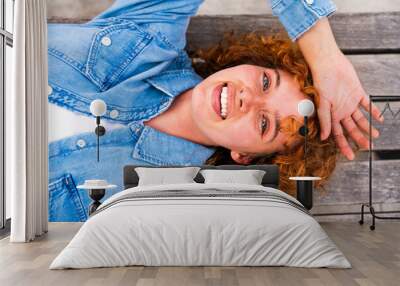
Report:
274,69,281,88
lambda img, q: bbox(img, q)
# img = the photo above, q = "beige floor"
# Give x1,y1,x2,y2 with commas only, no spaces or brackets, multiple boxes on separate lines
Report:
1,222,399,286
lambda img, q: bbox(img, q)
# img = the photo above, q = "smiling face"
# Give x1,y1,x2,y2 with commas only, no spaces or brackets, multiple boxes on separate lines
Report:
191,64,309,161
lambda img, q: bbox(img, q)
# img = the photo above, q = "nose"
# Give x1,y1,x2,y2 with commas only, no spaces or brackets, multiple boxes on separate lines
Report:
238,87,264,113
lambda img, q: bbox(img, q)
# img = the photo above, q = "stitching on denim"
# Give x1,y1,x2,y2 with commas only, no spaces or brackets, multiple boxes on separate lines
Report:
49,132,135,159
301,0,322,18
48,84,170,123
48,173,87,221
290,17,318,41
301,0,336,18
141,23,181,53
146,69,201,96
311,2,337,16
48,48,86,74
85,22,153,91
131,98,178,165
271,0,283,9
64,174,88,221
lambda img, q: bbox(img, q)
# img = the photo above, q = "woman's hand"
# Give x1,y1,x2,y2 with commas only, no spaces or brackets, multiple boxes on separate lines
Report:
298,18,384,160
311,50,383,160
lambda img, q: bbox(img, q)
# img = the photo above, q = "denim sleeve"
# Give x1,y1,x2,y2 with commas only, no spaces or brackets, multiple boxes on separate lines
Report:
93,0,203,50
96,0,203,19
270,0,337,41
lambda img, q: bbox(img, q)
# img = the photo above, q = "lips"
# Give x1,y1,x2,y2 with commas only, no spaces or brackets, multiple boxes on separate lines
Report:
212,83,224,119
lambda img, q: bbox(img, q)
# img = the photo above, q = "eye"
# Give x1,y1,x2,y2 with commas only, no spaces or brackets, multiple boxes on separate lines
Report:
260,115,268,136
263,72,271,91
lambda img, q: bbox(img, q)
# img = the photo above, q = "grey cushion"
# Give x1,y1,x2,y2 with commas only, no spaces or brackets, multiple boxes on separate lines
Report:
135,167,201,186
200,169,266,185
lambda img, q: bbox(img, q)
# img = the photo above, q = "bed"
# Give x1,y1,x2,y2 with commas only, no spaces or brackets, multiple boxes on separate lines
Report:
50,165,350,269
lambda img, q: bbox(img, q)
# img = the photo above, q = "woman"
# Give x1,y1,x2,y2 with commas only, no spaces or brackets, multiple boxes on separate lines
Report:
48,0,382,221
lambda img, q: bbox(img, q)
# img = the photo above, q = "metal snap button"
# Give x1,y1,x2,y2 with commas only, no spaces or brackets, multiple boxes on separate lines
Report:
47,85,53,96
109,109,119,119
101,36,112,46
305,0,314,5
76,139,86,148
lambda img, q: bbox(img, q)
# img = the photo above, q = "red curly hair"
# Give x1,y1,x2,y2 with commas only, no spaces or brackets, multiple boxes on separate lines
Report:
190,33,338,196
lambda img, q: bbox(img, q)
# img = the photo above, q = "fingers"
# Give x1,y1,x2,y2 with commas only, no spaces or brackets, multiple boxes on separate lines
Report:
341,116,369,150
333,121,355,160
351,109,380,139
317,98,332,141
360,96,384,123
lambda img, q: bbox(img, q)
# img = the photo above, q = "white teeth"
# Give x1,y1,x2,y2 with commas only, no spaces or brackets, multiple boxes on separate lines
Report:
220,86,228,118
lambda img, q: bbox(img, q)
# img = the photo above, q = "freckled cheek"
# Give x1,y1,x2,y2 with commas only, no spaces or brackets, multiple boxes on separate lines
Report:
221,124,255,147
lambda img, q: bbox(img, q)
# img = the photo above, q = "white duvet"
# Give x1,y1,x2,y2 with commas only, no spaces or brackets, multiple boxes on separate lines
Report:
50,183,351,269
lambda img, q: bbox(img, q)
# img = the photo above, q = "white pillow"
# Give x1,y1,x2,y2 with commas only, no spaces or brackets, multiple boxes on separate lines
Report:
135,167,201,186
200,169,266,185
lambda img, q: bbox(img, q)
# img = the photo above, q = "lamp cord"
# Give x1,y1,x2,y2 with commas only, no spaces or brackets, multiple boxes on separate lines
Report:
97,129,100,162
304,116,308,176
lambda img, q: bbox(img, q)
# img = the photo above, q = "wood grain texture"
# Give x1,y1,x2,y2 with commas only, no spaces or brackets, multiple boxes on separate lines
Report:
1,222,400,286
47,12,400,53
314,160,400,207
349,55,400,96
46,16,400,96
185,12,400,53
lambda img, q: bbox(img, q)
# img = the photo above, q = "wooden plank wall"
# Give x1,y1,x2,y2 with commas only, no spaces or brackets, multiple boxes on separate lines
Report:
48,12,400,220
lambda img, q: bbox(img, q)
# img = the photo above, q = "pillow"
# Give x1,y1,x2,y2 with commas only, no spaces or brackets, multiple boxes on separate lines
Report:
135,167,201,186
200,169,266,185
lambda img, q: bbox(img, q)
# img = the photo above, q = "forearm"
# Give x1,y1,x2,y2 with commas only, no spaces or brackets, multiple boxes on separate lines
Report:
297,17,341,71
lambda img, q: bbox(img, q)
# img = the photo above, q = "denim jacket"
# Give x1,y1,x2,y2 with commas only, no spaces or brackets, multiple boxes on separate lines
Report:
47,0,336,222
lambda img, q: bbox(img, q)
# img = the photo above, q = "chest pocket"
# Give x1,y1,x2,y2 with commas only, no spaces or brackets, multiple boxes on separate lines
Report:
86,22,153,90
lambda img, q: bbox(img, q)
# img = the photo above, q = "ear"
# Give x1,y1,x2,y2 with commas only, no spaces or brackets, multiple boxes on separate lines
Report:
230,151,254,165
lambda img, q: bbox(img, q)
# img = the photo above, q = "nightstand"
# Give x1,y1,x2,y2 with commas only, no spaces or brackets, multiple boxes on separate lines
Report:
77,180,117,215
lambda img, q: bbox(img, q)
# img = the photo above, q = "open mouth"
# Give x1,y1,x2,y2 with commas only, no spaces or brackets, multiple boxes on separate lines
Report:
212,82,228,120
220,83,228,119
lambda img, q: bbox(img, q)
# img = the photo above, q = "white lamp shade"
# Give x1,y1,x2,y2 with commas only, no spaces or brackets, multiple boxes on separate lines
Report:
298,99,315,117
90,99,107,117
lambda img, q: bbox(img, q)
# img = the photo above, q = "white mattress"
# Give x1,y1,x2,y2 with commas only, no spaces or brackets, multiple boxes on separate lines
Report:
50,183,351,269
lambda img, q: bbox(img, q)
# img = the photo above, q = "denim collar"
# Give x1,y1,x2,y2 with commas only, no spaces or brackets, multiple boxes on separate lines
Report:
146,69,203,98
129,121,216,166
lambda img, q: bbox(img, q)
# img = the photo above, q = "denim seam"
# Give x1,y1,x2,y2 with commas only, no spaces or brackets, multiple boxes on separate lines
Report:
49,137,134,159
132,97,178,165
85,22,153,91
289,17,316,40
64,175,87,221
48,174,87,221
141,23,181,53
48,48,86,74
48,84,171,123
301,0,336,18
291,8,337,40
271,0,283,9
146,69,201,96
